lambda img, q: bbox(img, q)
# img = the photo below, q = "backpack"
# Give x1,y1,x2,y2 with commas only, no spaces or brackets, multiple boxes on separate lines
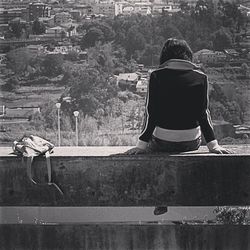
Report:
13,135,63,195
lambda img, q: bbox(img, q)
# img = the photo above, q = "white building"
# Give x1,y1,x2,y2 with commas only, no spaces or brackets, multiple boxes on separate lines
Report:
194,49,227,64
136,77,148,93
134,2,152,15
54,12,72,25
44,26,66,38
92,3,116,17
26,44,45,55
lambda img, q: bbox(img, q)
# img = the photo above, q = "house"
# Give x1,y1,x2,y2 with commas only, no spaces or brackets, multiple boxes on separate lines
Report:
54,12,72,25
193,49,227,65
134,2,152,15
39,16,55,27
26,44,45,55
44,26,66,38
59,22,78,37
117,73,139,91
136,77,148,93
92,3,116,17
70,10,82,21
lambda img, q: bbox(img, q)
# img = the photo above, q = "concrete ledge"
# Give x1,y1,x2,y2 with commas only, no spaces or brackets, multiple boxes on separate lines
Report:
0,223,250,250
0,146,250,206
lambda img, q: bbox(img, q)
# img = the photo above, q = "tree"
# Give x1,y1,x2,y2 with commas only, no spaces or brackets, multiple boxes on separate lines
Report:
139,44,162,66
212,28,232,51
32,19,46,35
179,1,191,13
61,63,118,116
241,63,249,78
193,0,215,25
87,43,116,74
2,76,19,91
80,27,104,50
65,50,79,61
9,19,28,39
42,54,64,77
6,48,36,75
125,26,146,58
218,1,246,32
160,23,182,40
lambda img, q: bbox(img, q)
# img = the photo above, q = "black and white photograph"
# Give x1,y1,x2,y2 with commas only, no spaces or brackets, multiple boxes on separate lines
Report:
0,0,250,249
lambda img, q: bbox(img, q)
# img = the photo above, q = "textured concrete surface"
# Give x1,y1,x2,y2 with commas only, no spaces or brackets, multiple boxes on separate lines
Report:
0,146,250,206
1,145,250,156
0,223,250,250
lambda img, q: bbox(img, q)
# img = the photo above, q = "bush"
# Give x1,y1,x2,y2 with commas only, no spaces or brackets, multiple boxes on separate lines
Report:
2,76,19,91
214,207,250,224
28,76,51,85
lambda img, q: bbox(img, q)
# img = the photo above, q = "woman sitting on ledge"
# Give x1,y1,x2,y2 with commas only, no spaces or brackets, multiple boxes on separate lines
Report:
126,38,233,215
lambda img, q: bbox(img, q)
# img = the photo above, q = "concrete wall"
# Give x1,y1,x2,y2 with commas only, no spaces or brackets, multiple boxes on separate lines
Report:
0,223,249,250
0,146,250,206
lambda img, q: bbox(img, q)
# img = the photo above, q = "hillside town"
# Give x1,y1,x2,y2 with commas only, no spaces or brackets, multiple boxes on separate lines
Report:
0,0,250,145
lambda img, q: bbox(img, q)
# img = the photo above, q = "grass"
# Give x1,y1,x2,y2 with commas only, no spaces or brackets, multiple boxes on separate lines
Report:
0,124,140,147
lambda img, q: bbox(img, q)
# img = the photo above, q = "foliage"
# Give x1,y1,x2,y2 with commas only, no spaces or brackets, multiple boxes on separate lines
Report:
6,48,37,75
30,101,73,131
209,84,245,124
42,54,64,77
7,20,28,39
214,206,250,224
61,63,118,116
79,21,115,50
32,19,46,35
65,50,79,61
2,76,19,91
241,63,250,78
212,28,232,51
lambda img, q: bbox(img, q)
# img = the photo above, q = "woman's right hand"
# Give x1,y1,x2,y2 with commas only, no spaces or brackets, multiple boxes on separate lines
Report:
124,147,148,155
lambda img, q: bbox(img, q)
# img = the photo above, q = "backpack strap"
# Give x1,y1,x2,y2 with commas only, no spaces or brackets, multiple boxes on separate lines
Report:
45,151,52,184
26,156,37,185
45,152,64,196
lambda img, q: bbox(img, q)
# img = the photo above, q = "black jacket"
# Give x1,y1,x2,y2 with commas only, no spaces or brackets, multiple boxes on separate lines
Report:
139,59,215,144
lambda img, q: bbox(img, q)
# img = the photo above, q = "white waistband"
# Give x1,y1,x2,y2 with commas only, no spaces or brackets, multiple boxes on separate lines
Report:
153,126,201,142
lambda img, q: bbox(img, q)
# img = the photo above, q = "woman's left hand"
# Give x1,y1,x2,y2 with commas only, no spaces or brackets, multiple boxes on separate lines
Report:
209,146,234,154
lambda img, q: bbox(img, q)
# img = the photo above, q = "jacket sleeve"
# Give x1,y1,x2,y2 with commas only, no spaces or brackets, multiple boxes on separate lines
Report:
137,72,157,149
198,76,216,143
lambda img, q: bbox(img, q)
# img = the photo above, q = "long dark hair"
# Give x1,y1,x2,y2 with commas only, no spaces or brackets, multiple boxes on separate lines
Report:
159,38,193,65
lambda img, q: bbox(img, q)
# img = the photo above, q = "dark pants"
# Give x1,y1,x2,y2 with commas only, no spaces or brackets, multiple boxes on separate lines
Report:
148,135,202,153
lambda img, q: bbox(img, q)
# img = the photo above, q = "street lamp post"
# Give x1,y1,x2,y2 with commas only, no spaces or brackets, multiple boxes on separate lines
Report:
56,103,61,147
73,111,79,146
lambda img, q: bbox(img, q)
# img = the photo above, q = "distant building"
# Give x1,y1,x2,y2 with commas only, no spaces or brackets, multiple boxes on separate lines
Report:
39,16,55,27
92,3,116,17
121,4,134,15
117,72,139,91
54,12,72,25
44,26,66,38
136,77,148,93
59,22,78,36
26,44,45,54
194,49,227,65
70,9,82,21
119,2,151,15
28,2,50,21
134,2,152,15
0,0,30,9
0,8,28,24
73,4,93,16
